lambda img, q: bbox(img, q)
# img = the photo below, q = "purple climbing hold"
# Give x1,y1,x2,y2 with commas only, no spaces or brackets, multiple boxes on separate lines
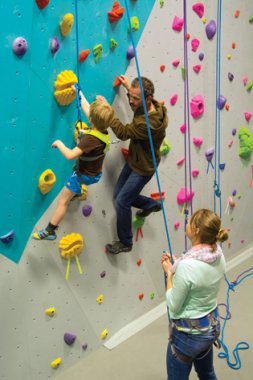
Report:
12,37,28,56
64,332,76,345
82,205,92,217
205,147,215,162
228,72,234,82
126,45,134,60
82,343,88,350
0,230,15,244
219,163,225,170
198,52,204,61
50,36,60,54
100,270,106,278
217,95,226,110
232,128,237,136
205,20,216,40
232,189,237,196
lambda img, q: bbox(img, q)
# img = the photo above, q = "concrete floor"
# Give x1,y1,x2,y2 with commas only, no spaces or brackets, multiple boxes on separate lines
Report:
55,257,253,380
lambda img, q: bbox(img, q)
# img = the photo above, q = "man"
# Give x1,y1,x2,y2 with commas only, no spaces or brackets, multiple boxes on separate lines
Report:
105,76,168,254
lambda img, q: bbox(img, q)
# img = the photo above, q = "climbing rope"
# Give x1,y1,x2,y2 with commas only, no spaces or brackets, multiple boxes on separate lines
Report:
74,0,82,123
123,0,173,263
218,270,253,369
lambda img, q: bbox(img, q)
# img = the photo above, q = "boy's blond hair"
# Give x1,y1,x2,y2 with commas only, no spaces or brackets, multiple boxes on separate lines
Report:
89,100,114,132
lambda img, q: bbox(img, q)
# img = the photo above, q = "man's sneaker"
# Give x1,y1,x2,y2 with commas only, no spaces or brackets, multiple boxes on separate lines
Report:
105,241,132,254
32,229,56,241
136,203,162,218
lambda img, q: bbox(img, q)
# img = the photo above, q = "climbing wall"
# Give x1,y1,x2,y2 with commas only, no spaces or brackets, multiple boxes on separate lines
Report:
1,1,253,379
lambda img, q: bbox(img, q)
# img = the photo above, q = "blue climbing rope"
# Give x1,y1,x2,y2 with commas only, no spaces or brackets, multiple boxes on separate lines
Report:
218,270,253,369
123,0,173,263
74,0,82,123
214,0,222,216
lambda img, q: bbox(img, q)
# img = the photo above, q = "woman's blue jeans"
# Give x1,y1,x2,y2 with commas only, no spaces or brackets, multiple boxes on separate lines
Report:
167,326,219,380
113,163,157,246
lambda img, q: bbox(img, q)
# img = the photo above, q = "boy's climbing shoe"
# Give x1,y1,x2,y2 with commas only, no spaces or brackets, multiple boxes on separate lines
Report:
136,203,162,218
105,241,132,254
32,229,56,241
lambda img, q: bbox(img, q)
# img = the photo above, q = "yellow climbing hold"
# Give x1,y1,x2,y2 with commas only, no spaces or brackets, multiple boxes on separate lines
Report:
60,13,74,37
96,294,104,304
54,70,77,106
76,184,88,201
45,307,56,317
51,357,62,369
100,329,109,340
38,169,56,194
59,233,84,259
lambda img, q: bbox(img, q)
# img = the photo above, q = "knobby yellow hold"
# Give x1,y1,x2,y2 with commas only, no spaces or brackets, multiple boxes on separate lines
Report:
38,169,56,194
60,13,74,37
100,329,109,340
54,70,78,106
59,233,84,259
51,357,62,369
45,307,56,317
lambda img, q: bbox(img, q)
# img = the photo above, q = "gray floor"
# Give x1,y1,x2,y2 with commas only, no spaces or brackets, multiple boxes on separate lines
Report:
55,257,253,380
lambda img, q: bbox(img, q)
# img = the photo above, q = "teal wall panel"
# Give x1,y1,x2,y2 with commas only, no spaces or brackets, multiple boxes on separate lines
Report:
0,0,155,263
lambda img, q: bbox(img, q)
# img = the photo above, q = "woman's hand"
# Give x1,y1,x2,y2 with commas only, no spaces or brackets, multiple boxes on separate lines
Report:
161,252,173,274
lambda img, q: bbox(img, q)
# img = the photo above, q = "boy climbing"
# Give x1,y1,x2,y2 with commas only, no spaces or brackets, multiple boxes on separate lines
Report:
32,88,114,240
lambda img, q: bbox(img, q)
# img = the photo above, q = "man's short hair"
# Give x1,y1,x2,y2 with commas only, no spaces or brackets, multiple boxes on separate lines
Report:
131,77,155,98
89,100,114,132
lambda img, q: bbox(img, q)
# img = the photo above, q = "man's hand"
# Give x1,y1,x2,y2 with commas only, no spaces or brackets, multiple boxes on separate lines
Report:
118,75,131,90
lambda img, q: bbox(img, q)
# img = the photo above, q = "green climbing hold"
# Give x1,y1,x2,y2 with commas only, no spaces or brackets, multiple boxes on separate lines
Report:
238,126,253,159
93,44,103,63
181,67,186,81
160,138,171,156
110,38,118,50
246,82,253,92
132,215,145,228
249,15,253,23
128,16,139,33
160,0,165,8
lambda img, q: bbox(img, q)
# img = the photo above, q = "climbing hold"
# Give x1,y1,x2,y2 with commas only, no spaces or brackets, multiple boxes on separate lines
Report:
132,216,145,229
54,70,77,106
227,54,232,60
192,169,199,177
174,221,180,230
180,124,186,134
78,49,90,63
100,329,109,340
234,9,240,18
12,37,28,56
82,205,92,217
177,188,195,205
246,82,253,92
193,137,203,147
59,233,84,260
50,37,60,55
108,1,124,23
126,45,134,59
219,163,225,170
100,270,106,278
137,258,142,266
205,146,215,162
150,192,165,201
172,16,184,32
238,126,253,159
249,15,253,23
160,138,171,155
110,38,118,50
96,294,104,304
0,230,15,244
160,65,166,72
121,147,129,160
172,58,180,67
232,42,236,49
45,307,56,317
186,33,191,41
232,190,237,196
192,3,204,18
193,64,201,73
225,104,230,111
76,184,88,201
205,20,216,40
51,357,61,369
232,128,237,136
82,343,88,350
228,140,233,148
244,112,252,122
217,95,227,110
128,16,139,32
150,292,155,300
170,93,178,106
228,72,234,81
113,76,121,88
36,0,50,9
198,52,204,61
139,293,144,300
93,44,103,63
191,38,200,52
190,95,205,119
177,157,185,166
38,169,56,194
181,67,186,81
60,13,74,37
64,332,76,345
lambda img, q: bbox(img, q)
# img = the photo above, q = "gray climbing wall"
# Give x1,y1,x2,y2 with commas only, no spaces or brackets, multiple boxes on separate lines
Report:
1,1,253,379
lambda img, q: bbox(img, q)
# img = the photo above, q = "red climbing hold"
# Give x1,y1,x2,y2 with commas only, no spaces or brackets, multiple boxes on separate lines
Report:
160,65,166,72
108,1,125,23
78,49,90,62
36,0,50,9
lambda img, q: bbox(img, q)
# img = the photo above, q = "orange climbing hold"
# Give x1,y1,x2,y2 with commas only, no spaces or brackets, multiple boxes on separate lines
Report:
78,49,90,62
113,76,121,88
108,1,125,23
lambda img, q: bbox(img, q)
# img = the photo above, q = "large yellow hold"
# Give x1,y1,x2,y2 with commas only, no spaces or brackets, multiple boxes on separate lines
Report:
60,13,74,37
38,169,56,194
54,70,78,106
59,233,84,259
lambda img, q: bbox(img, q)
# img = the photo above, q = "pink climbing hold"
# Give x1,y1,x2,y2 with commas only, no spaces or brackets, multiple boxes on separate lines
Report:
193,137,203,147
170,93,178,106
192,3,204,18
172,16,184,32
172,58,180,67
193,64,201,73
192,169,199,177
174,221,180,230
244,112,252,122
177,157,185,166
228,140,234,148
191,38,200,52
180,124,186,134
243,76,248,86
190,95,205,119
177,188,195,205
